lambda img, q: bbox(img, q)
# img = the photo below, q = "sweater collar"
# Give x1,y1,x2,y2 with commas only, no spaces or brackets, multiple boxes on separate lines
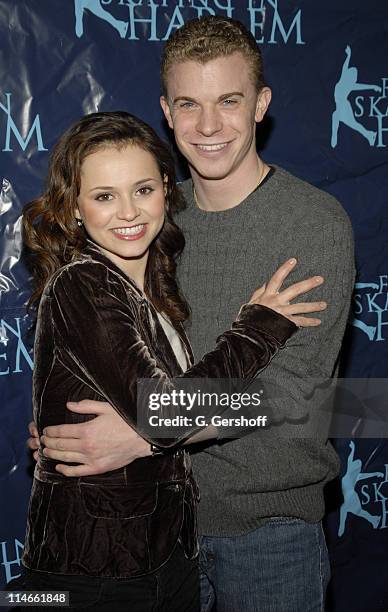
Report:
179,166,277,217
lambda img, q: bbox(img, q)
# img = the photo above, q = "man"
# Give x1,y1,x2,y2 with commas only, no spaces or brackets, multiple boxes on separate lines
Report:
31,16,354,611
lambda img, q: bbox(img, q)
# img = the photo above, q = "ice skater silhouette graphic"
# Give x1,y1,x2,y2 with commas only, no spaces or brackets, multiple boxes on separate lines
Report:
74,0,128,39
331,46,381,148
338,440,383,536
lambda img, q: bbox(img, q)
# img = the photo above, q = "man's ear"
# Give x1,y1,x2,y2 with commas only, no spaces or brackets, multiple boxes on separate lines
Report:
160,96,174,129
255,87,272,123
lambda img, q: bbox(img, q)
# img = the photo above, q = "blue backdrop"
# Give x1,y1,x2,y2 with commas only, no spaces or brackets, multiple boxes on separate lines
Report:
1,1,387,610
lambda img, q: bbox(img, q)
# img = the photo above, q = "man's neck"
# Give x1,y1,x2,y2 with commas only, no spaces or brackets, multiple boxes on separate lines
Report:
191,156,270,212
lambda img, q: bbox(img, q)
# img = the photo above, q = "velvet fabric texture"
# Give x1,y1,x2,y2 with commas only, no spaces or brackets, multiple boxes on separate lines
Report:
23,241,296,578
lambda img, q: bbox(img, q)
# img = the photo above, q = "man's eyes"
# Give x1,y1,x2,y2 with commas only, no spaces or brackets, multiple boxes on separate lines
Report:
178,99,238,109
179,101,196,109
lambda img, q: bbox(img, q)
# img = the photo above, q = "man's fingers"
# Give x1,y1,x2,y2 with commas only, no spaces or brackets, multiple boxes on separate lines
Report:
265,258,297,294
28,421,39,438
42,448,85,463
280,276,324,302
27,436,40,451
40,435,85,452
43,423,89,438
66,400,114,415
56,463,101,477
33,450,39,462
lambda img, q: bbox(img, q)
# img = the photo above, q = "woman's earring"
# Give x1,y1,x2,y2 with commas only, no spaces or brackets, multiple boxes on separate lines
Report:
163,175,168,197
76,218,83,227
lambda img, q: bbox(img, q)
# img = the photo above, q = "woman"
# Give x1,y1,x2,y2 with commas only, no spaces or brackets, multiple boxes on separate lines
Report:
17,111,325,610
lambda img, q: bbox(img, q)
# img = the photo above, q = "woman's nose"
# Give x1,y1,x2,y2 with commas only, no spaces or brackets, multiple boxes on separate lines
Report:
117,197,140,221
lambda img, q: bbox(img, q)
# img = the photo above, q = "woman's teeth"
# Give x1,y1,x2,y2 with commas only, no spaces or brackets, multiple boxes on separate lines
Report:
113,225,144,236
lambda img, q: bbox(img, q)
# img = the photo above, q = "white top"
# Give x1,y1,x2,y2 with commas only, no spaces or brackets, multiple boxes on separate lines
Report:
156,313,188,371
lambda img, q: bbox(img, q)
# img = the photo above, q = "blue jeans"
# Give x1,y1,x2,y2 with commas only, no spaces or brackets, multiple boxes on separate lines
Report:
199,518,330,612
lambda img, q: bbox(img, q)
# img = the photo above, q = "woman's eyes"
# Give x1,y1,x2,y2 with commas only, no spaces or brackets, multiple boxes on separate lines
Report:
136,186,154,196
94,187,154,201
95,193,113,202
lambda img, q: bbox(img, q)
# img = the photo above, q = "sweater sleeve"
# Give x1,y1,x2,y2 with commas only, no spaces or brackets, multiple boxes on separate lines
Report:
198,211,355,508
236,212,355,436
50,263,297,448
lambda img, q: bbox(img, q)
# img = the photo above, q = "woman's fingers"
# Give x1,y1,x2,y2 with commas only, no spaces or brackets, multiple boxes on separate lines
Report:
248,262,327,327
248,284,266,304
284,301,327,315
279,276,324,302
265,258,297,294
278,302,327,326
291,315,323,327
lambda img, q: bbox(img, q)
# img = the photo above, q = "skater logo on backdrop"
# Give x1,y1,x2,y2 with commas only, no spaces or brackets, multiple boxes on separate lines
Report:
73,0,305,44
0,317,33,376
331,45,388,148
339,441,388,535
0,540,24,584
352,276,388,342
0,93,47,153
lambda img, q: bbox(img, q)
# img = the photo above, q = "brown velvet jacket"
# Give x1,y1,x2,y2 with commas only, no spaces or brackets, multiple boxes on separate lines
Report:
22,242,296,578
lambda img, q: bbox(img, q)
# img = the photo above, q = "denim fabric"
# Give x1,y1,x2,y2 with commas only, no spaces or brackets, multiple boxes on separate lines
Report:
199,518,330,612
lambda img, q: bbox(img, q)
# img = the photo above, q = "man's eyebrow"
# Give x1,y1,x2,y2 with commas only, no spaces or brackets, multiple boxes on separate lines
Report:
172,92,244,105
218,92,244,101
172,96,197,104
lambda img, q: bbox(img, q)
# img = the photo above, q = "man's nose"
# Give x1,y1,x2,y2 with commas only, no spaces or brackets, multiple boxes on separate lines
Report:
196,106,222,136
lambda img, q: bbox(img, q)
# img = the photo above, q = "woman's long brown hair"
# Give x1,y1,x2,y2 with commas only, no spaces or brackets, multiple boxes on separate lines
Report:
23,111,190,324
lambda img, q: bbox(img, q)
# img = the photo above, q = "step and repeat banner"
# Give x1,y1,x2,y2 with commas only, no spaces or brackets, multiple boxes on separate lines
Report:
0,1,387,610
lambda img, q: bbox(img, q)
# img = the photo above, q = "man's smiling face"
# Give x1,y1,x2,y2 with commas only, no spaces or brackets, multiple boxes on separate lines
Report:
160,52,271,182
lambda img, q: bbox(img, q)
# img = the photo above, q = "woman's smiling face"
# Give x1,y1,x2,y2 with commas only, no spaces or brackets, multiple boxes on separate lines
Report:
76,143,166,287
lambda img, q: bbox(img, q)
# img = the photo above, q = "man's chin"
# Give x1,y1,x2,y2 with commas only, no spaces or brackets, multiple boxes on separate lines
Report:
189,161,233,182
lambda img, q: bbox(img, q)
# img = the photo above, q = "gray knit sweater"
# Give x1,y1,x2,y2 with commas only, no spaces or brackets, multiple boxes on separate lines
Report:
176,166,355,536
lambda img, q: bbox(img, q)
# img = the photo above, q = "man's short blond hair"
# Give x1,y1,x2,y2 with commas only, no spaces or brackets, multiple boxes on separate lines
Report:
161,16,265,97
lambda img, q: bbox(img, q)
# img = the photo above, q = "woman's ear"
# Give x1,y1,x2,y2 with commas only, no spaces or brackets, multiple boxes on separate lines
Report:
75,206,83,226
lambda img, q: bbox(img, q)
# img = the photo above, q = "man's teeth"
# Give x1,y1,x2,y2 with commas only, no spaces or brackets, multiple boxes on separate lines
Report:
113,225,144,235
196,143,228,151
